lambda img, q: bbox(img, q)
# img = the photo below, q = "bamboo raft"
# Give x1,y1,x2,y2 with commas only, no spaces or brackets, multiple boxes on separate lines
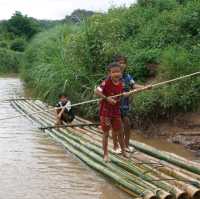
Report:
10,99,200,199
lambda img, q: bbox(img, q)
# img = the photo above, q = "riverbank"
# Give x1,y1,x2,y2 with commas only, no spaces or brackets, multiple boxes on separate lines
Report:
131,111,200,155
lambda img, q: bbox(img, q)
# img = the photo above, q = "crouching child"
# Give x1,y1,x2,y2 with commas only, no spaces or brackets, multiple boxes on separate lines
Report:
55,93,75,125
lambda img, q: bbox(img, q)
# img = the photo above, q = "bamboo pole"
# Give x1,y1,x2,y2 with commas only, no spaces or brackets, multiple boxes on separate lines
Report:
1,71,200,122
54,125,199,196
73,119,200,178
72,124,200,192
30,101,200,189
54,129,171,199
57,128,187,199
67,118,200,183
72,117,200,183
16,100,188,199
130,141,200,176
133,153,200,187
14,101,200,199
13,101,157,199
14,101,169,195
134,155,200,199
39,123,100,130
0,97,34,103
20,102,200,181
68,71,200,108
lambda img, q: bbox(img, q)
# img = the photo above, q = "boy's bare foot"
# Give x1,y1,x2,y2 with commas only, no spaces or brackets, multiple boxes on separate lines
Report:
125,146,136,153
103,155,111,163
122,152,129,158
111,148,122,154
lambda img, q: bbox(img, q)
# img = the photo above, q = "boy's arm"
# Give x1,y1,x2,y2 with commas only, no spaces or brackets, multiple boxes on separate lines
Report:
95,87,107,99
94,86,116,105
123,75,152,97
55,109,62,120
55,103,65,119
55,103,61,118
127,74,152,90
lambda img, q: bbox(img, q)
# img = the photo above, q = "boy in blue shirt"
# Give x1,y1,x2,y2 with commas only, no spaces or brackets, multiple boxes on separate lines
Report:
114,55,151,152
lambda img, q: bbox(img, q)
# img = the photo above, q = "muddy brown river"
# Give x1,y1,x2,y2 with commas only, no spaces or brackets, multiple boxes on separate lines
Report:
0,77,131,199
0,77,199,199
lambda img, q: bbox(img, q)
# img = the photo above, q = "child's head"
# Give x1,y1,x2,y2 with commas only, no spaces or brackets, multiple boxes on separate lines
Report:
107,62,122,82
58,93,68,102
114,55,128,73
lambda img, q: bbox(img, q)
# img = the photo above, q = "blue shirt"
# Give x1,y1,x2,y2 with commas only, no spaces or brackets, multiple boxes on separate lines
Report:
120,73,135,111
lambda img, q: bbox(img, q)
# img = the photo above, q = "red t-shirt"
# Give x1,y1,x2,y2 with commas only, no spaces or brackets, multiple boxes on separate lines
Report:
98,78,123,118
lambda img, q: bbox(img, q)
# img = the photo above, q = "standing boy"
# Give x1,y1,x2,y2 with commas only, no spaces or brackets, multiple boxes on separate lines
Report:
95,62,126,162
115,55,151,152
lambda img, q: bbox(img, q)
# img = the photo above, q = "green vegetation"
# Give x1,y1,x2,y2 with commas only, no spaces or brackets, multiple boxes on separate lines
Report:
0,11,40,73
2,1,200,126
0,48,23,73
0,9,95,73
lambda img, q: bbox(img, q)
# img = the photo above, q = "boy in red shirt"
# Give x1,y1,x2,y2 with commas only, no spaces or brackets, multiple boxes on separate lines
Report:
95,62,126,162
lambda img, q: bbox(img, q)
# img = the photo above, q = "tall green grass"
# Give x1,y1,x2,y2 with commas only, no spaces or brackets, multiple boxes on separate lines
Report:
0,48,23,73
21,25,101,118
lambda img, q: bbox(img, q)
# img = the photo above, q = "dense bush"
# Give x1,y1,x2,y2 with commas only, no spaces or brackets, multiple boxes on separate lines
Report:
21,0,200,125
0,41,8,48
10,38,26,51
0,48,23,73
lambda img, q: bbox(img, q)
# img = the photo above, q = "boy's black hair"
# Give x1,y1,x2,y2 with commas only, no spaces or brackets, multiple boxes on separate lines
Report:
113,55,127,64
107,62,121,71
58,93,67,99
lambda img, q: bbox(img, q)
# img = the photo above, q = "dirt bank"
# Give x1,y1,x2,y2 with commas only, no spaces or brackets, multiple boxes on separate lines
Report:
132,112,200,153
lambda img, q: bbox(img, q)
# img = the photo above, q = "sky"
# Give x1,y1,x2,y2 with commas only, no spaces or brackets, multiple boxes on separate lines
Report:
0,0,136,20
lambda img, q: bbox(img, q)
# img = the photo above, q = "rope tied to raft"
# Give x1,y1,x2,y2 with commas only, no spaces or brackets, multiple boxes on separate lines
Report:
0,71,200,121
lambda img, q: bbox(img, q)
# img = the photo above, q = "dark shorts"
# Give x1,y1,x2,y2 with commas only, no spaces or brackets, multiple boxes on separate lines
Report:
58,110,75,123
120,108,130,118
100,116,122,132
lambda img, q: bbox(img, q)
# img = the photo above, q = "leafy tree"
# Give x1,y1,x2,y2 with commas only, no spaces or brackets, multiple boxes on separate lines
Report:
5,11,40,39
65,9,96,23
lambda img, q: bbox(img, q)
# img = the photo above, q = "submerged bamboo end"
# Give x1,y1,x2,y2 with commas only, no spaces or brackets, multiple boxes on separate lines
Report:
191,190,200,199
143,191,157,199
176,192,189,199
164,195,173,199
184,185,200,199
157,190,173,199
